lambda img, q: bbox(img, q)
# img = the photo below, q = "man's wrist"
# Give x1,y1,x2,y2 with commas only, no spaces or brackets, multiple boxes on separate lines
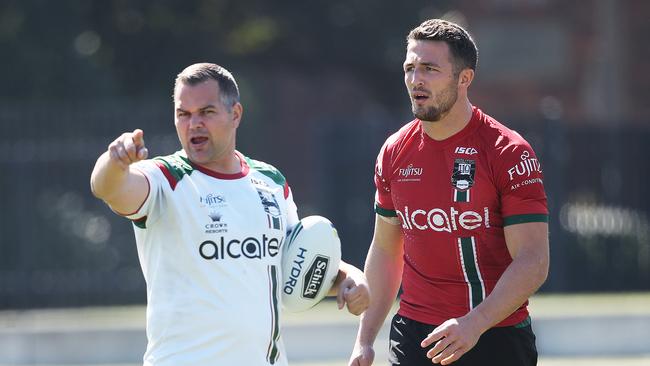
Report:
465,308,492,334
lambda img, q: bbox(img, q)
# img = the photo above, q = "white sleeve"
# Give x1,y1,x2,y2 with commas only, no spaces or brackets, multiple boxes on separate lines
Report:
124,159,167,227
285,186,300,231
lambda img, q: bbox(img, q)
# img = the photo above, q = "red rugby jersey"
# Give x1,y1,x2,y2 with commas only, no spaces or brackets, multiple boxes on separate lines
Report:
374,106,548,327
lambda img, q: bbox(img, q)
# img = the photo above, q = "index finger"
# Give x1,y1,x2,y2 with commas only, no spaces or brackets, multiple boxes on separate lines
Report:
421,325,447,348
337,286,349,309
132,129,145,146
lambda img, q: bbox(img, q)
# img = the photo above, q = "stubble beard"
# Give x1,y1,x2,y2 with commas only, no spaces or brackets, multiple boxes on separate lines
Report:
412,80,459,122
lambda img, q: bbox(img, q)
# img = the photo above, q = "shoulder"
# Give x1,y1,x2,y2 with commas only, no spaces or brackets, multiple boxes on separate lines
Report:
475,110,535,157
386,119,420,146
380,119,420,157
153,151,194,173
149,151,195,189
242,154,287,187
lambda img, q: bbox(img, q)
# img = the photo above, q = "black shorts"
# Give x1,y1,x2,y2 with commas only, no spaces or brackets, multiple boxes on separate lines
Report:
388,314,537,366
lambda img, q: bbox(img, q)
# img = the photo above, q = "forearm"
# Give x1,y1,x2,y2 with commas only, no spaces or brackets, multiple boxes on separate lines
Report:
468,252,548,333
329,261,364,295
356,245,403,345
90,151,130,201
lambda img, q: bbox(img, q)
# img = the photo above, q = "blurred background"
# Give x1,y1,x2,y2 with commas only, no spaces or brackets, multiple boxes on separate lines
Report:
0,0,648,364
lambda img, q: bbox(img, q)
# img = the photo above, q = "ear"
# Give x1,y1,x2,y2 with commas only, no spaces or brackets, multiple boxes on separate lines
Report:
231,102,243,128
458,68,474,89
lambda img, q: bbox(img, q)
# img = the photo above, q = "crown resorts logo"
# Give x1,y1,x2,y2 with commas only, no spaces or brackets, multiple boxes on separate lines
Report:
201,193,228,234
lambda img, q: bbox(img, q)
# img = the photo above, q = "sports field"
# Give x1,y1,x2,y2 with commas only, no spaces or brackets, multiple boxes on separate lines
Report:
291,358,650,366
0,292,648,365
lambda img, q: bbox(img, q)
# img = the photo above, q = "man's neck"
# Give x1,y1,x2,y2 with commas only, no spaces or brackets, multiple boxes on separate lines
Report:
191,149,242,174
421,99,473,141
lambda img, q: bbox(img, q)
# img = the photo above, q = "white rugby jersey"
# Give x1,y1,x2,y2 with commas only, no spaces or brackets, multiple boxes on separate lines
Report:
126,150,298,366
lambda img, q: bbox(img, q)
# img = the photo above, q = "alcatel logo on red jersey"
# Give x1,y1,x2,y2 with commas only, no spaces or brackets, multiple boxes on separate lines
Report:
507,150,542,181
396,206,490,232
454,147,478,155
399,164,423,178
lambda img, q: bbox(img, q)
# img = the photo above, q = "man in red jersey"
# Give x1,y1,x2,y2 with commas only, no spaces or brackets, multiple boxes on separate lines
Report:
348,19,549,366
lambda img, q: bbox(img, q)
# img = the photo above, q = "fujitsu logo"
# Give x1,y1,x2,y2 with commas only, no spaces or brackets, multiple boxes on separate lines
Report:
507,150,542,181
399,164,423,178
396,206,490,232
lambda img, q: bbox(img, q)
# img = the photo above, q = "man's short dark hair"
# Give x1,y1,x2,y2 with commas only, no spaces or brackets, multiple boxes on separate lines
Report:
174,63,240,108
407,19,478,76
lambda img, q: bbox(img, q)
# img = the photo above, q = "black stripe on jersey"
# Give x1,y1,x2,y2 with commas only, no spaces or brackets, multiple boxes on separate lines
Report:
266,265,281,364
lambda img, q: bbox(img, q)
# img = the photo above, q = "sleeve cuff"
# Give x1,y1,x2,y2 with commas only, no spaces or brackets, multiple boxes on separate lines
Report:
374,203,397,217
503,214,548,226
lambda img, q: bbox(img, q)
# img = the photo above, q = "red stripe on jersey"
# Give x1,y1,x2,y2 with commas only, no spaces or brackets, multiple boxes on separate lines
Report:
283,182,290,199
155,160,177,190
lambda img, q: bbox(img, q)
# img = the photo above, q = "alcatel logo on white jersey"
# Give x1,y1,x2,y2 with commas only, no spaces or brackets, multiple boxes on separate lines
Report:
507,150,542,181
454,147,478,155
396,206,490,232
399,164,423,178
198,234,282,260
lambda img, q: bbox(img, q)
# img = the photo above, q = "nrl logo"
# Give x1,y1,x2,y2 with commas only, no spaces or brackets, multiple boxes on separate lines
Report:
451,158,475,191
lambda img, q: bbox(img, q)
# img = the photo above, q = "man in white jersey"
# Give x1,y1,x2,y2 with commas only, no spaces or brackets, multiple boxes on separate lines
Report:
90,63,370,366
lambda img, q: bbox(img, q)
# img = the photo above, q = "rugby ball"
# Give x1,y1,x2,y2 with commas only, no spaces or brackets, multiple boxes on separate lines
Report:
281,215,341,312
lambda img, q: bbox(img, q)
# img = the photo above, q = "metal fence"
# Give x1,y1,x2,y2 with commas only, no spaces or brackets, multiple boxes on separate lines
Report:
1,99,648,309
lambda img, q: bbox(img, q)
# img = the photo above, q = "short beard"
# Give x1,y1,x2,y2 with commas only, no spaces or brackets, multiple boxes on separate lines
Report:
412,78,459,122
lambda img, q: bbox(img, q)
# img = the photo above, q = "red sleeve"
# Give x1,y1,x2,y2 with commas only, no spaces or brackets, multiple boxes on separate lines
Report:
494,139,549,226
374,139,397,217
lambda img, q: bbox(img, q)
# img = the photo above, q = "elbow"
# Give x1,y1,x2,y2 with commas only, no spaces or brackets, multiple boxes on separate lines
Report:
534,255,550,289
90,178,100,199
90,176,114,204
538,265,549,288
90,176,105,200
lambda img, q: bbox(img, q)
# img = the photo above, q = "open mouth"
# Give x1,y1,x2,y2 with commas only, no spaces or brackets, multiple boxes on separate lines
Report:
412,91,430,102
190,136,209,145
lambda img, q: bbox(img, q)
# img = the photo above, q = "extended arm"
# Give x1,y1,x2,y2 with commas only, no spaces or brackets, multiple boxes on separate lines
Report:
422,221,549,365
90,129,150,214
348,215,404,366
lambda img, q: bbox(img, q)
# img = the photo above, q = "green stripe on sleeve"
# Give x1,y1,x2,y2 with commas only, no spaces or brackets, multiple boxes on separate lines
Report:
374,203,397,217
503,214,549,226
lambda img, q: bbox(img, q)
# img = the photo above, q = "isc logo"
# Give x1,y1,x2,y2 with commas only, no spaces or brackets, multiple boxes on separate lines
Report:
455,147,478,155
